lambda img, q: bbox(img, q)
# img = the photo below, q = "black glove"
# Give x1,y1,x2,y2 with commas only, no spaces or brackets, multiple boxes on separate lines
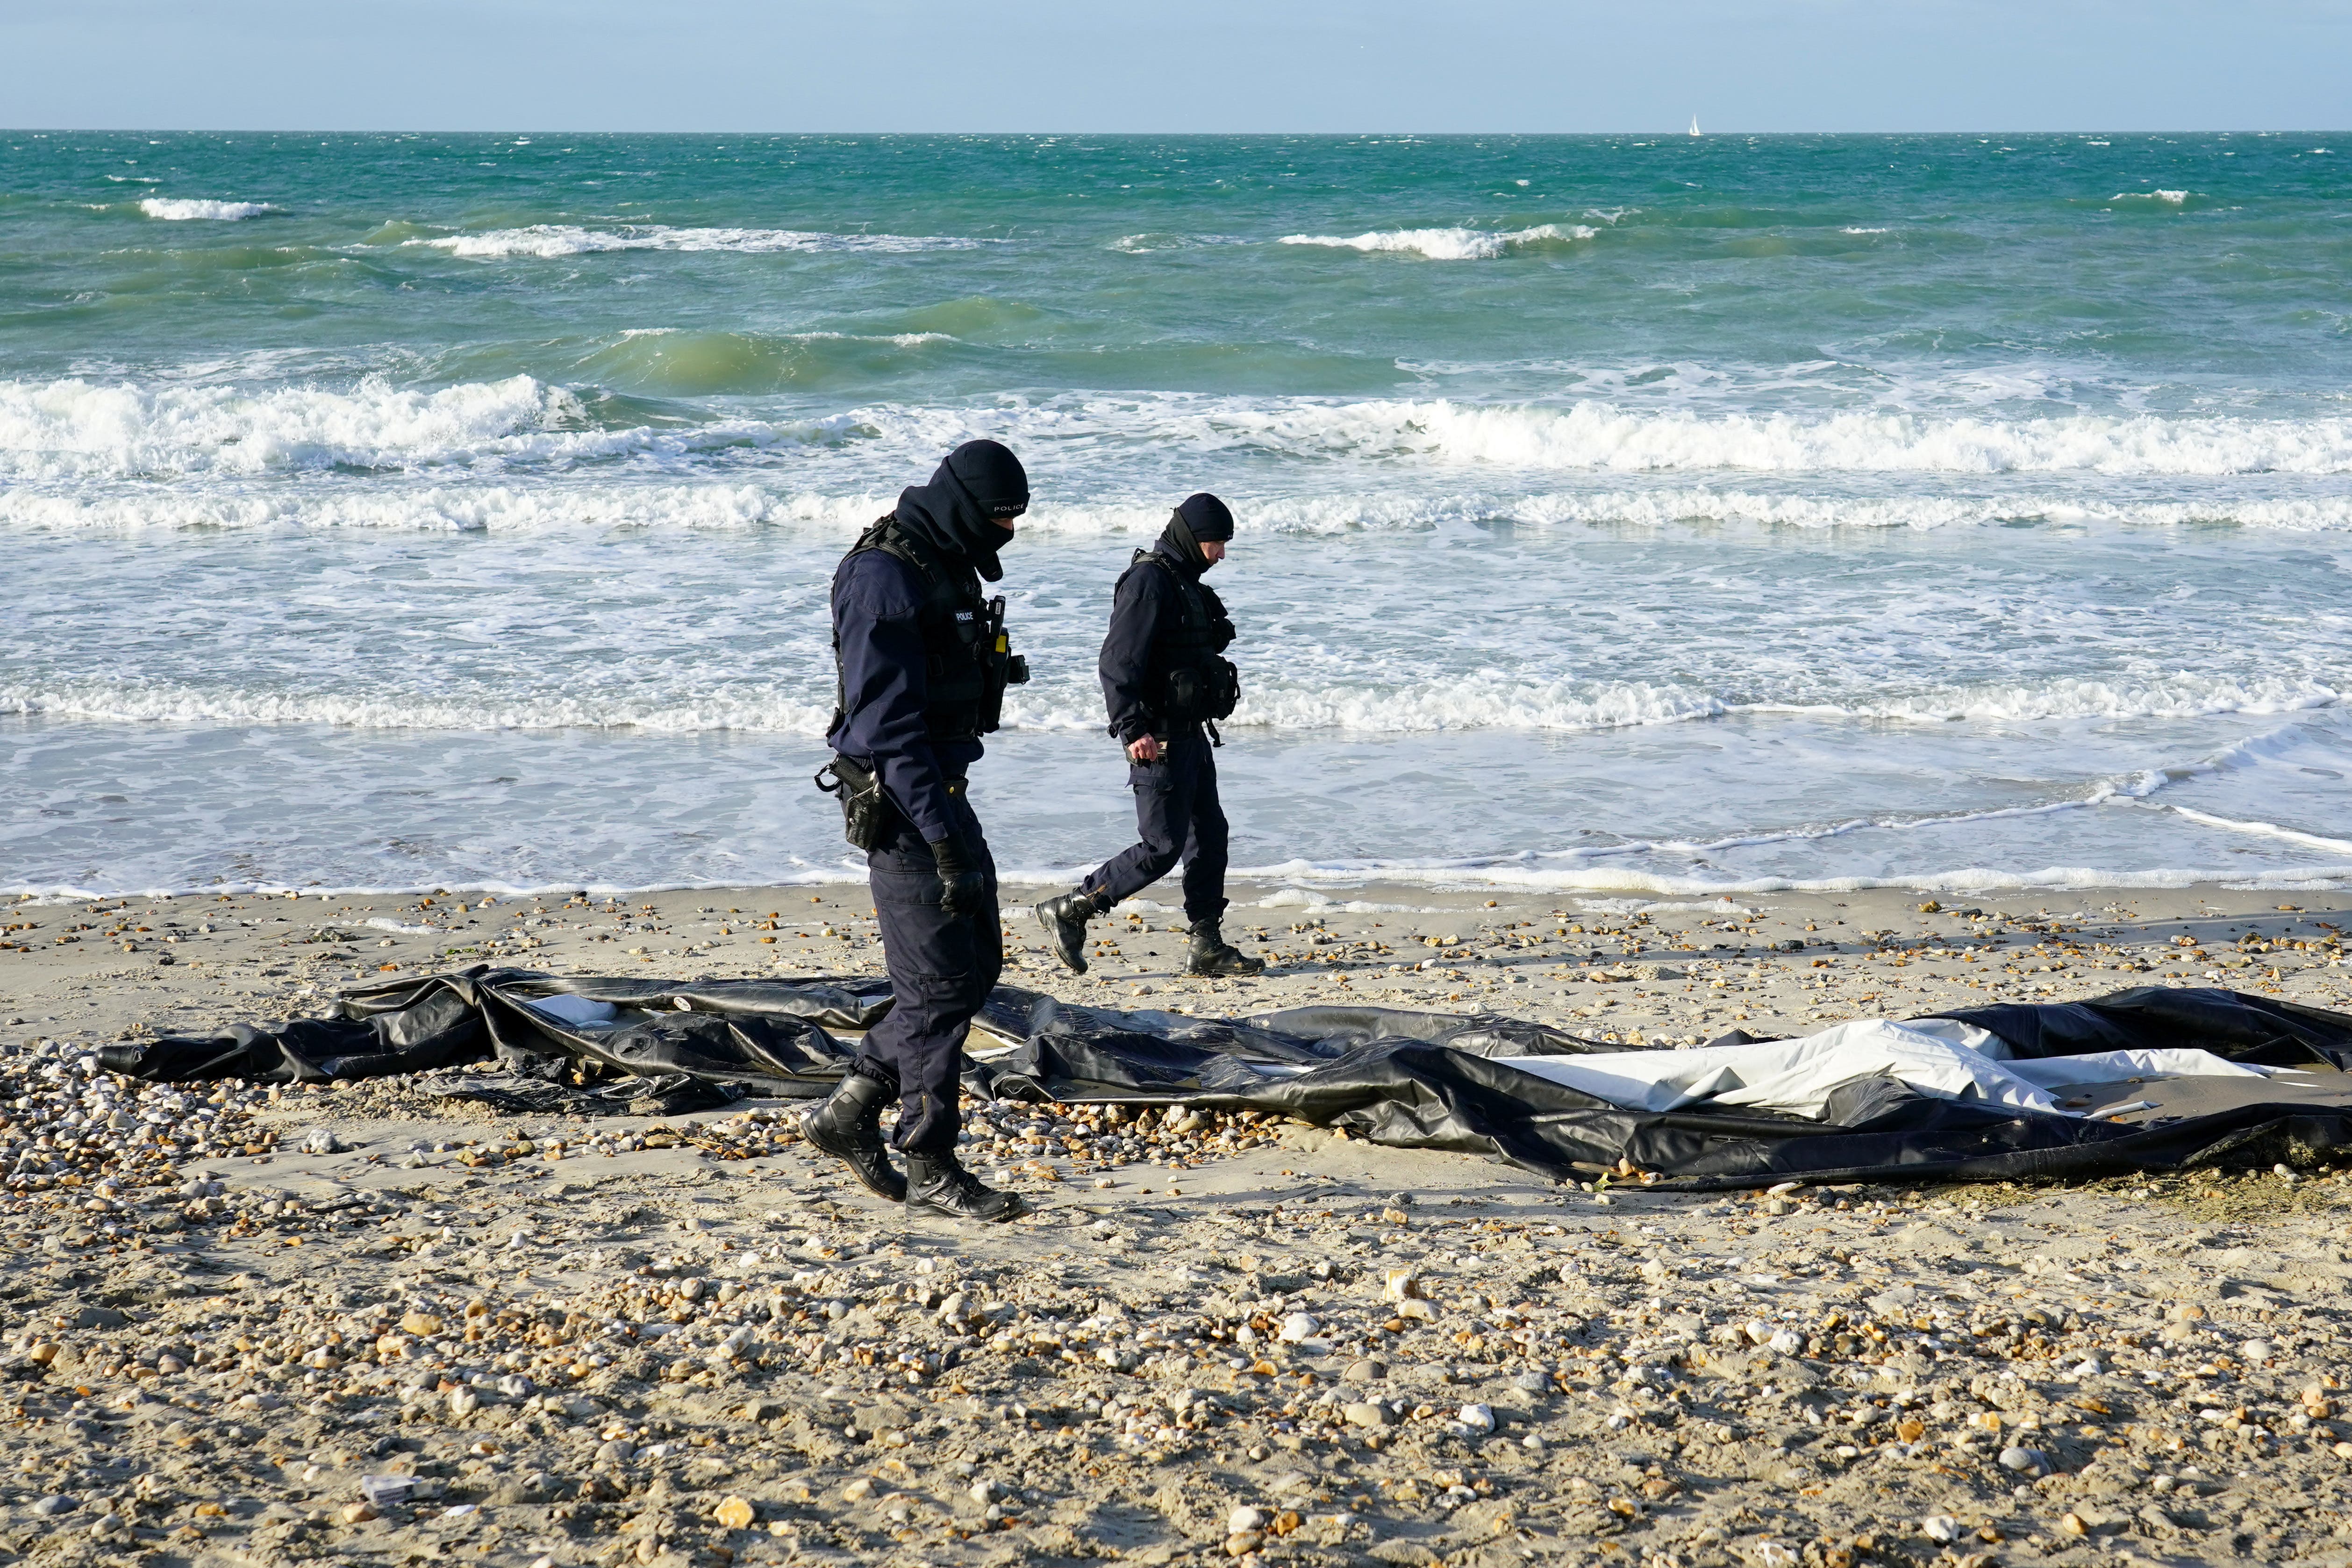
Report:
929,836,989,919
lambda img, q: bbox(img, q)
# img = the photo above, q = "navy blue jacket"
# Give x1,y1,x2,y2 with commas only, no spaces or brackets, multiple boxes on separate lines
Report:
1099,537,1205,745
826,549,983,846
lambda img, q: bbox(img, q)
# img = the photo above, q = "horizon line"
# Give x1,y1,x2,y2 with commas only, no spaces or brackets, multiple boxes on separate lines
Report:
7,127,2346,139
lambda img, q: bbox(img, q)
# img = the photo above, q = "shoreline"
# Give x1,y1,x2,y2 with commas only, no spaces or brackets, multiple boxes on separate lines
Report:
10,864,2349,907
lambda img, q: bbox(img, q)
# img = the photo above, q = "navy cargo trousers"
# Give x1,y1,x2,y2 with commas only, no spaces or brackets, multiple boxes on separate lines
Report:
854,784,1001,1154
1079,726,1230,925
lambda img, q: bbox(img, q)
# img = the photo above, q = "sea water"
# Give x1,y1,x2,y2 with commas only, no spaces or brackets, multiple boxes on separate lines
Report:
3,132,2347,898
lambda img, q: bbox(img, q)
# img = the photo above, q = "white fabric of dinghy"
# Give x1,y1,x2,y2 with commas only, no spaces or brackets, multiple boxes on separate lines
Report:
1497,1018,2295,1122
522,993,620,1028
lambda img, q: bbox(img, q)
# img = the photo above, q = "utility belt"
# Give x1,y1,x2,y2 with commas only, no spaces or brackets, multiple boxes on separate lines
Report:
815,758,968,851
815,755,890,851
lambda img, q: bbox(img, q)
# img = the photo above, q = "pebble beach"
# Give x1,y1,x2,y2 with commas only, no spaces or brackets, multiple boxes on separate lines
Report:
1,881,2349,1568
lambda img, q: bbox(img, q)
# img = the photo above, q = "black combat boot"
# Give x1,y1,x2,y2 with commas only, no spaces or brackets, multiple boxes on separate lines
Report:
798,1072,905,1202
1186,918,1265,976
904,1152,1028,1223
1032,888,1106,974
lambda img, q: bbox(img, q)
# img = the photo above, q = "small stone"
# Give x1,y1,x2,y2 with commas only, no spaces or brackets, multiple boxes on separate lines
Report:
1343,1359,1387,1384
2059,1513,2088,1537
2242,1340,2273,1361
1226,1532,1264,1558
301,1128,342,1155
595,1440,634,1464
1229,1506,1267,1533
448,1388,479,1417
714,1496,756,1529
401,1311,443,1337
1381,1269,1422,1302
341,1502,379,1525
1511,1370,1551,1394
1997,1446,2043,1473
32,1495,76,1517
842,1477,873,1501
1922,1516,1963,1543
1342,1402,1393,1429
1277,1312,1319,1343
1457,1403,1496,1432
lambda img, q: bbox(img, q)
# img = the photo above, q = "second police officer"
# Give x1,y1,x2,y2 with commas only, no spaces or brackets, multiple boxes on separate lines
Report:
800,440,1032,1224
1033,494,1264,979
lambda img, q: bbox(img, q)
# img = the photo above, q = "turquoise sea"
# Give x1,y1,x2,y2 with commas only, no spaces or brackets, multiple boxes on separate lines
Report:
3,131,2348,899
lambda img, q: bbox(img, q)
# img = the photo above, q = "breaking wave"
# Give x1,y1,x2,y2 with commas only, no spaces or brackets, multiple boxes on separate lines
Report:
11,376,2352,487
1222,398,2352,476
12,482,2350,538
0,375,853,481
411,225,986,259
1277,223,1597,260
138,198,277,221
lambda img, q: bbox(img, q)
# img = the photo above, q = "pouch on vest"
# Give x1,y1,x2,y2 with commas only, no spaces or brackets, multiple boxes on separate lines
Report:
1163,656,1241,723
815,754,892,852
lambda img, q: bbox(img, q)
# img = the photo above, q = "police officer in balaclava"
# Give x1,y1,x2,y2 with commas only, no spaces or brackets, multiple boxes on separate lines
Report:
801,440,1031,1223
1033,494,1264,978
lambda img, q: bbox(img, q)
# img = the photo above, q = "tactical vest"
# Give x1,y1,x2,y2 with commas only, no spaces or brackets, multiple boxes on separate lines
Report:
833,516,1024,744
1129,548,1240,724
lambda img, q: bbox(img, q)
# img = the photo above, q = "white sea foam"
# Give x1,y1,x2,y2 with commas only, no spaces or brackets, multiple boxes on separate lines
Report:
412,225,984,259
1226,673,2341,736
0,679,838,737
0,375,844,481
1223,856,2352,899
5,672,2332,740
0,481,858,535
10,861,2345,902
10,377,2352,488
138,198,276,220
1252,888,1436,914
1277,223,1596,260
1263,398,2352,477
846,393,2352,482
10,481,2352,537
2111,190,2190,204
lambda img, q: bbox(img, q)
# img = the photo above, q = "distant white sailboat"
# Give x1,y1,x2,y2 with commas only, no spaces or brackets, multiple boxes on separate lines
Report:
1689,116,1702,137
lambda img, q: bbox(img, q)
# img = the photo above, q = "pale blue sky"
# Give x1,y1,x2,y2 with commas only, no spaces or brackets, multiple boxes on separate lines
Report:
3,0,2346,132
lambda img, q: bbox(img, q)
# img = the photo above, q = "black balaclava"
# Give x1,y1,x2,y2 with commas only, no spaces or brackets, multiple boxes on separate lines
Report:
894,439,1029,582
1158,491,1235,575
